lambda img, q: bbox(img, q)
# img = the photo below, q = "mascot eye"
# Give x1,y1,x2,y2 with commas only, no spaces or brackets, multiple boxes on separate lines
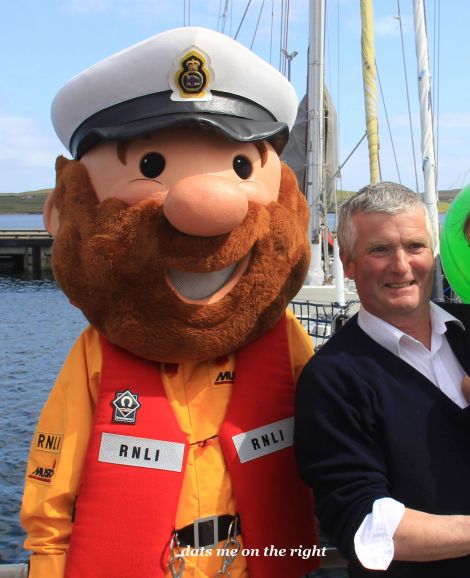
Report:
140,152,165,178
233,155,253,180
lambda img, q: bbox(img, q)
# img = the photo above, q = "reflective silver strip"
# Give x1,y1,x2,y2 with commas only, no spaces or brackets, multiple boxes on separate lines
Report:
98,432,185,472
231,417,294,464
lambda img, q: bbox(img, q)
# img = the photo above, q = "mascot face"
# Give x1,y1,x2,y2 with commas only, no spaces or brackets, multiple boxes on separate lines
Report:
46,128,310,362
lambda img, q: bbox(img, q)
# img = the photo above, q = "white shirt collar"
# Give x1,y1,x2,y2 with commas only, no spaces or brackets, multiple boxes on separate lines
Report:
357,302,464,356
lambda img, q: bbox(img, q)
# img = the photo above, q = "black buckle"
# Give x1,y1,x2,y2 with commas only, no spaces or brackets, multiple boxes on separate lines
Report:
176,514,241,549
194,515,218,549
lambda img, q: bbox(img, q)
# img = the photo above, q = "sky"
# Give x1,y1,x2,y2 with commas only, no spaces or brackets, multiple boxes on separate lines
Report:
1,0,469,195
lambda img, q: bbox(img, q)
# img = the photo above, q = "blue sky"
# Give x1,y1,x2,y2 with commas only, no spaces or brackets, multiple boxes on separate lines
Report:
1,0,469,195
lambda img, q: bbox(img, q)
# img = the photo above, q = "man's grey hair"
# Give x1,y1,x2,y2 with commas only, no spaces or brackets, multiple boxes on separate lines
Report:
337,181,434,258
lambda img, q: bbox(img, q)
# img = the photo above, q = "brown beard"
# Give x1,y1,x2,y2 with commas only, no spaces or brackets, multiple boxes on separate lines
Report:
50,156,310,362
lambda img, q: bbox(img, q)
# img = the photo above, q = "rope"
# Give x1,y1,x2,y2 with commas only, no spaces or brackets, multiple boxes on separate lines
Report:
376,62,402,183
396,0,420,193
250,0,266,49
234,0,252,40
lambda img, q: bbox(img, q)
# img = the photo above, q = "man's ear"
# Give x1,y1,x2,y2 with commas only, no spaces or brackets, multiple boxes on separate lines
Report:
43,191,59,237
340,249,355,280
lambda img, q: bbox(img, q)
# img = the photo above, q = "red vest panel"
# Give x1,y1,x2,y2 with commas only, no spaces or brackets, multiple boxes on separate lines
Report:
65,315,319,578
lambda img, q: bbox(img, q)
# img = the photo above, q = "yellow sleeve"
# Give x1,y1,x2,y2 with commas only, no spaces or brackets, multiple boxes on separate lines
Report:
286,308,314,381
20,326,102,578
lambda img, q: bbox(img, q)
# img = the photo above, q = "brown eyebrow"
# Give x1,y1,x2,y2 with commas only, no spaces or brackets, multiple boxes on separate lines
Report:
117,141,129,165
254,141,268,167
117,135,154,165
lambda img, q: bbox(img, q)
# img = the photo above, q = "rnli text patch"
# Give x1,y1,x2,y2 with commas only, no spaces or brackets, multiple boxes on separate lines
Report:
98,433,185,472
231,417,294,463
34,432,63,454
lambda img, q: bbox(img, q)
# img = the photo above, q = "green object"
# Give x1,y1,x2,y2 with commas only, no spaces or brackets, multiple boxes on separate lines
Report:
440,184,470,303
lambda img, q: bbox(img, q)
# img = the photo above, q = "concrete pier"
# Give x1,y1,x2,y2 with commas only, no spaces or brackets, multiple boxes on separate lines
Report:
0,230,53,274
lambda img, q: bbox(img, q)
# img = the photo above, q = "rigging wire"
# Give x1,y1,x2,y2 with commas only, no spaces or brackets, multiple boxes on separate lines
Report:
234,0,252,40
376,62,402,183
183,0,191,26
322,132,369,207
219,0,230,33
230,1,234,36
269,0,274,64
333,0,340,228
279,0,285,72
250,0,266,49
217,0,222,31
432,0,441,187
279,0,291,75
396,0,420,194
284,0,291,75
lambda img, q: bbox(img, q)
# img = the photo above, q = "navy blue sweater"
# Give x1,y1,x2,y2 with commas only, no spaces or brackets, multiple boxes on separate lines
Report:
295,303,470,577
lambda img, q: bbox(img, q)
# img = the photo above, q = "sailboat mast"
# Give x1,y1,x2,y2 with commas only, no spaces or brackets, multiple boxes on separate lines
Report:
412,0,439,248
412,0,443,300
360,0,380,184
306,0,325,285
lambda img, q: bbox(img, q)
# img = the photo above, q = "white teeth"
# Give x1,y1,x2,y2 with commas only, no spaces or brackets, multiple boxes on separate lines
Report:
388,282,413,288
167,262,238,300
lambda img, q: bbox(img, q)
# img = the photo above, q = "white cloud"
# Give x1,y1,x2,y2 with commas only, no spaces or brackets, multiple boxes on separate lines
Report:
434,112,470,129
0,115,62,192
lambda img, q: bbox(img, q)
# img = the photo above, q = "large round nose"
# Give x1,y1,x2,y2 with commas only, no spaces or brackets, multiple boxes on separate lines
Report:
163,174,248,236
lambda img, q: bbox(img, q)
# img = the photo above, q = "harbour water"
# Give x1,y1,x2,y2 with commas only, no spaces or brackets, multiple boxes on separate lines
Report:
0,272,87,563
0,213,45,230
0,216,86,562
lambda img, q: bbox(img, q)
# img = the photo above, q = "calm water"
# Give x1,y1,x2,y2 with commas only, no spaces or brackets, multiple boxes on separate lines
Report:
0,213,45,230
0,272,86,563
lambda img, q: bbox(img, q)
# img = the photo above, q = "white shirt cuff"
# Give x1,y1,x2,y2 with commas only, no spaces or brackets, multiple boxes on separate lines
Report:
354,497,405,570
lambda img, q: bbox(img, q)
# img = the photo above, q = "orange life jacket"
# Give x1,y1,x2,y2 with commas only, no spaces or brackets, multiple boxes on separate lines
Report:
65,315,319,578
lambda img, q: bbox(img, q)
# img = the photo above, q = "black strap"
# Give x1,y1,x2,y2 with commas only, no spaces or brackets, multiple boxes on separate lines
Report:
176,514,241,548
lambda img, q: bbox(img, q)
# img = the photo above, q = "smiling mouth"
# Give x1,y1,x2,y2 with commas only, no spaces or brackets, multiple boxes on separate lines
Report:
165,252,251,303
386,281,415,289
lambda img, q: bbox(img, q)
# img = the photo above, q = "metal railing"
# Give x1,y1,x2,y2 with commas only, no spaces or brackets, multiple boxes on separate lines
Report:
290,299,357,347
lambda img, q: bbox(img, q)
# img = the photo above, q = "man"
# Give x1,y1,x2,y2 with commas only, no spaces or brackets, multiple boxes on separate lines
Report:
295,181,470,577
21,27,320,578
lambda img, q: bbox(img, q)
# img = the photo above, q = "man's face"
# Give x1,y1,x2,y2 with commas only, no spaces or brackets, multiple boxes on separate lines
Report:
48,128,310,362
342,208,434,329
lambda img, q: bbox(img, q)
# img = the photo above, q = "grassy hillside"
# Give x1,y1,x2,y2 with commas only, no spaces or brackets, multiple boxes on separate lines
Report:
0,189,51,213
0,187,457,214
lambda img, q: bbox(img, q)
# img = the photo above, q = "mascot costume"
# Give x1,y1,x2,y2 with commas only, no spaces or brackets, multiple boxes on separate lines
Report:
21,27,320,578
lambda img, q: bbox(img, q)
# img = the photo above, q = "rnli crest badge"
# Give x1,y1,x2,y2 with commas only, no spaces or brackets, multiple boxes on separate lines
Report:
112,389,141,424
170,48,213,101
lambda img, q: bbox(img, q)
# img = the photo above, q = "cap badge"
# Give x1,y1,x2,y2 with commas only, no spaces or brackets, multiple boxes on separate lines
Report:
171,48,212,102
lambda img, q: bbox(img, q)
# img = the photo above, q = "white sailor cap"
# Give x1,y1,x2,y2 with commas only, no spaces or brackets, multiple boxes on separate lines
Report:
51,26,298,158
